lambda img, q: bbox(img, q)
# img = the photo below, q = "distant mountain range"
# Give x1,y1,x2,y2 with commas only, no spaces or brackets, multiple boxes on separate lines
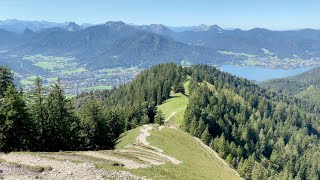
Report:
0,19,68,33
1,19,320,71
141,24,320,59
1,21,223,70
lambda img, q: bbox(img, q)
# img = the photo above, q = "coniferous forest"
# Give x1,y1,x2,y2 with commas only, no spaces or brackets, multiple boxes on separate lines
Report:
1,64,320,179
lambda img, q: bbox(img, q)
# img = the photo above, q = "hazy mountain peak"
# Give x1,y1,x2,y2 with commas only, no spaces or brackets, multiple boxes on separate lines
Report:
139,24,173,35
192,24,210,31
66,22,81,31
249,27,270,32
209,25,223,32
105,21,126,27
23,28,34,34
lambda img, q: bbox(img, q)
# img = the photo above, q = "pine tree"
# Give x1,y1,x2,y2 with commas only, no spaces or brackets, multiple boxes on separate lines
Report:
0,66,13,97
45,80,75,151
0,85,33,152
28,77,47,150
200,125,211,145
173,82,185,94
155,110,165,125
194,119,206,138
78,99,106,149
189,116,199,136
106,110,125,147
141,115,150,124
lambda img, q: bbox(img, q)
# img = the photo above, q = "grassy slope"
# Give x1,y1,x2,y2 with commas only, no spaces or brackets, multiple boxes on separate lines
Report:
158,92,188,128
157,81,189,128
115,127,141,149
114,126,240,180
142,79,239,179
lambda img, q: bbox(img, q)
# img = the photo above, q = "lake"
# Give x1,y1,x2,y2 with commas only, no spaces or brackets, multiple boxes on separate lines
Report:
219,65,316,82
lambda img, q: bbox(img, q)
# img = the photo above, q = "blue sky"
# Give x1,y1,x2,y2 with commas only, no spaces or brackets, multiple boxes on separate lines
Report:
0,0,319,30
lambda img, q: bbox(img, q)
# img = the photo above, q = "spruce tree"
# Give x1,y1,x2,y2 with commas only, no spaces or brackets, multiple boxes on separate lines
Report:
29,77,47,150
155,110,165,125
106,110,125,147
45,80,75,151
200,125,211,145
77,99,116,149
0,66,13,97
0,85,33,152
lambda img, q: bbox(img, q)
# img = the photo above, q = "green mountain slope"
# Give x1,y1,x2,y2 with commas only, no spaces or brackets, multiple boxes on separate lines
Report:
81,63,320,179
296,86,320,104
158,91,188,128
260,66,320,103
114,125,241,180
2,63,320,179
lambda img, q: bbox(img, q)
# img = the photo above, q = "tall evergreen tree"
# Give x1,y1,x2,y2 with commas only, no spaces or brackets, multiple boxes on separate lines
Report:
155,110,165,125
45,80,76,151
78,99,109,149
28,77,47,150
0,85,33,152
0,67,13,97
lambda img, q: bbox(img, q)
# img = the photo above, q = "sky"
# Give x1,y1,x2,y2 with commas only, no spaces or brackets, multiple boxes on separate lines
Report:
0,0,320,30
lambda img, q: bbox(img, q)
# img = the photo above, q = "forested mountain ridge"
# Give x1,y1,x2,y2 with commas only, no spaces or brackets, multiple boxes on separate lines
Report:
260,66,320,107
260,66,320,95
182,65,320,179
1,63,320,179
78,63,320,179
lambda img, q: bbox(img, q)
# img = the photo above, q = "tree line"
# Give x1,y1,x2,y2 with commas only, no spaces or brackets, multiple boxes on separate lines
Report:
0,67,124,151
0,64,173,152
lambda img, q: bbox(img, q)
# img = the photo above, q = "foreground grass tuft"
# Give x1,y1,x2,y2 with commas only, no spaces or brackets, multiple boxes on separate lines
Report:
9,162,53,172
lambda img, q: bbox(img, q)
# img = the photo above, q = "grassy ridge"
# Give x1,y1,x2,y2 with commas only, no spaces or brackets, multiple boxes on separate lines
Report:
157,80,189,128
157,92,188,128
127,127,239,180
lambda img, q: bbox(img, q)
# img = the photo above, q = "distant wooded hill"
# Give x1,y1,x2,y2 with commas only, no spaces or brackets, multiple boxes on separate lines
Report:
260,66,320,104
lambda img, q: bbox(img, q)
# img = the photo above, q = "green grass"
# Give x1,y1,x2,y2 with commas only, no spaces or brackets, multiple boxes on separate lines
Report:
158,92,188,128
20,75,40,85
80,85,113,91
98,67,138,73
66,94,76,99
0,158,6,163
157,80,190,128
61,67,87,75
218,50,257,58
35,61,64,70
183,80,190,96
115,127,141,149
46,77,58,82
23,54,77,71
128,128,239,180
9,162,52,172
20,79,34,85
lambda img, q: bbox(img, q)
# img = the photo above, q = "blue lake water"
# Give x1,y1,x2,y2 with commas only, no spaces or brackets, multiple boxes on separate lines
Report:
219,65,316,82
